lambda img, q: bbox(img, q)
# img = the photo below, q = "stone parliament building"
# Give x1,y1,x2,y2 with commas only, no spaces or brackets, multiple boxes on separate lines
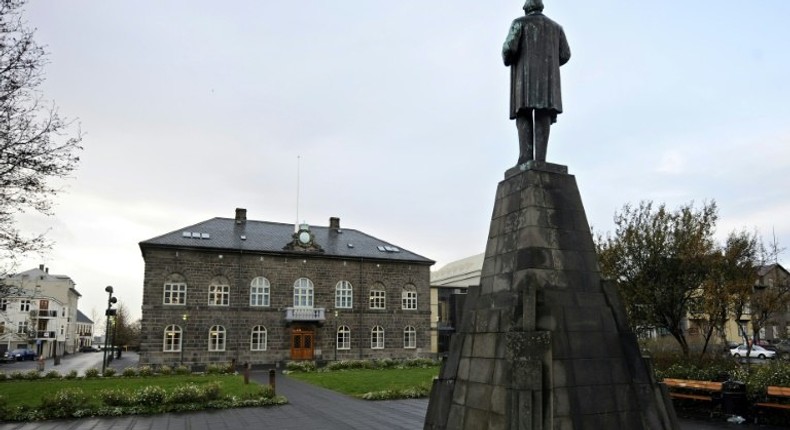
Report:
138,208,434,367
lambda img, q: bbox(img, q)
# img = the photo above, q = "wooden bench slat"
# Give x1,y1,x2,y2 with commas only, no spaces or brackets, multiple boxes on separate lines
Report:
766,386,790,397
663,379,722,392
669,393,714,402
756,402,790,410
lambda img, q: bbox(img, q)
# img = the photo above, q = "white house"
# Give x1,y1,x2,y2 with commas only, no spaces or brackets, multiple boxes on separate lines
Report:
1,265,82,357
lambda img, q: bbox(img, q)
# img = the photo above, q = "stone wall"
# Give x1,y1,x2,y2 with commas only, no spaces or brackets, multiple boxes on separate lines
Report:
424,163,678,430
140,247,432,366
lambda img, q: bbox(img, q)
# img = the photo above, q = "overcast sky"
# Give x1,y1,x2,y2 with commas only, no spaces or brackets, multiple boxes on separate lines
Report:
15,1,790,321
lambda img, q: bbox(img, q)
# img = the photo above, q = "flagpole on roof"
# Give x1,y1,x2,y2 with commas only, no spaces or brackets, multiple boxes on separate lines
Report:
295,155,300,233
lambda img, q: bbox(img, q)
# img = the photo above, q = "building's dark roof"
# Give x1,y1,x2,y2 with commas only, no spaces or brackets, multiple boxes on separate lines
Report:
758,263,789,277
139,217,434,265
76,310,93,324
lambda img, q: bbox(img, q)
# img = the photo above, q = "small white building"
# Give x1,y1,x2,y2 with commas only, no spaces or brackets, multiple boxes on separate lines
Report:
76,310,95,349
1,265,82,357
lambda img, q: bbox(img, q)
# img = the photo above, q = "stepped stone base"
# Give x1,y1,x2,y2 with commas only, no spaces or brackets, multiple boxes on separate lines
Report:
424,162,678,430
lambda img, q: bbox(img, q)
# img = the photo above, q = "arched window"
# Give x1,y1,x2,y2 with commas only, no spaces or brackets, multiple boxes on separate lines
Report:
337,325,351,350
250,277,270,307
403,326,417,349
401,284,417,310
251,326,267,351
335,280,353,309
293,278,314,308
163,325,182,352
369,283,386,310
371,325,385,349
208,325,226,351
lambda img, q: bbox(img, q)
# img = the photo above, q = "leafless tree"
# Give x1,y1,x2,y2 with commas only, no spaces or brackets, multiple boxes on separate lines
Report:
749,238,790,347
0,0,82,285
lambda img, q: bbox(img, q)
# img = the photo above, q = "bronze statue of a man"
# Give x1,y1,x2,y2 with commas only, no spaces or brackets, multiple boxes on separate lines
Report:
503,0,570,165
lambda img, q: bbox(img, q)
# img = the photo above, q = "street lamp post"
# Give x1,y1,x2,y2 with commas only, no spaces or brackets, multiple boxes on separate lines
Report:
334,310,338,361
102,286,117,374
181,313,188,365
112,315,120,359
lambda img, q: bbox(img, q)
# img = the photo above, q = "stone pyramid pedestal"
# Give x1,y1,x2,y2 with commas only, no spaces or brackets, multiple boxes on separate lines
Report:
424,162,678,430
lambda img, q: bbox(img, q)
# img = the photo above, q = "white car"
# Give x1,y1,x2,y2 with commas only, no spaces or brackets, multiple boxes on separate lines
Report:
730,344,776,359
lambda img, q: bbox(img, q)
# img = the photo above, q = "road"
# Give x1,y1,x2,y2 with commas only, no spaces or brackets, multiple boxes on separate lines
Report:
0,349,135,375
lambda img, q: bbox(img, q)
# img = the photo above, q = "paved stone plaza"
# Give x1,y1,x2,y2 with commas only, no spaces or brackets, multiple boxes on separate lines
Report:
0,353,783,430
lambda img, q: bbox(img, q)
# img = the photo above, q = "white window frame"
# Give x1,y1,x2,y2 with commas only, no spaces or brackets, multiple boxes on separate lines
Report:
293,278,314,308
250,277,270,307
337,325,351,350
164,282,187,305
251,325,268,351
335,280,353,309
17,321,28,334
20,300,31,312
370,287,386,310
163,325,182,352
208,325,226,351
404,326,417,349
401,285,417,310
208,284,230,306
371,325,385,349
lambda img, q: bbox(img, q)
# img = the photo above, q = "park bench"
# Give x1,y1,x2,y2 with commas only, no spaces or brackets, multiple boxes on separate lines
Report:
755,386,790,411
754,386,790,423
663,378,723,403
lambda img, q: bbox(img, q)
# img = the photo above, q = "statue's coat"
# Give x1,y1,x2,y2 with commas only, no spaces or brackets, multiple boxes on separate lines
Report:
503,12,570,120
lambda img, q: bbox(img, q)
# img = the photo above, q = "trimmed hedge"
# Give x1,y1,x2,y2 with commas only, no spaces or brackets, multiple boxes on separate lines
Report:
286,358,440,373
1,379,286,422
361,385,431,400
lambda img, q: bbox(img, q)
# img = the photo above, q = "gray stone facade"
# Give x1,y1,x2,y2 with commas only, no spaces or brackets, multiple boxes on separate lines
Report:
424,163,677,430
139,211,433,367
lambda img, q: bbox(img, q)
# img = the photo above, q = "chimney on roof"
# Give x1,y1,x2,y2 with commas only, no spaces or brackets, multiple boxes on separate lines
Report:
329,217,340,229
235,208,247,224
39,264,44,271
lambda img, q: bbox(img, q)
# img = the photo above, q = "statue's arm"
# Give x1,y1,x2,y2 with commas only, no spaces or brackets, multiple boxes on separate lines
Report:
502,20,522,66
559,28,571,66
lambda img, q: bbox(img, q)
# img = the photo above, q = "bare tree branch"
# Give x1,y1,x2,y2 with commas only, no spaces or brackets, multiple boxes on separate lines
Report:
0,0,82,281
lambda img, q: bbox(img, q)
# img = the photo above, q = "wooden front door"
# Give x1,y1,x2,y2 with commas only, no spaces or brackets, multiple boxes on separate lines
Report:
291,329,315,360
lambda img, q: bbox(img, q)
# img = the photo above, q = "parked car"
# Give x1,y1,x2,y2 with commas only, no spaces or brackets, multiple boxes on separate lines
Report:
730,344,776,359
79,345,100,352
5,348,36,361
770,340,790,360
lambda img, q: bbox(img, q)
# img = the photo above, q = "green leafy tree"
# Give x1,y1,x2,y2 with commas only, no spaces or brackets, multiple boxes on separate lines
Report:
597,201,718,356
692,230,761,357
0,0,82,282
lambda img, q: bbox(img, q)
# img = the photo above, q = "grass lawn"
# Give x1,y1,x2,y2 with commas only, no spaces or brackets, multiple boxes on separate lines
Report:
0,375,264,409
288,367,439,397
